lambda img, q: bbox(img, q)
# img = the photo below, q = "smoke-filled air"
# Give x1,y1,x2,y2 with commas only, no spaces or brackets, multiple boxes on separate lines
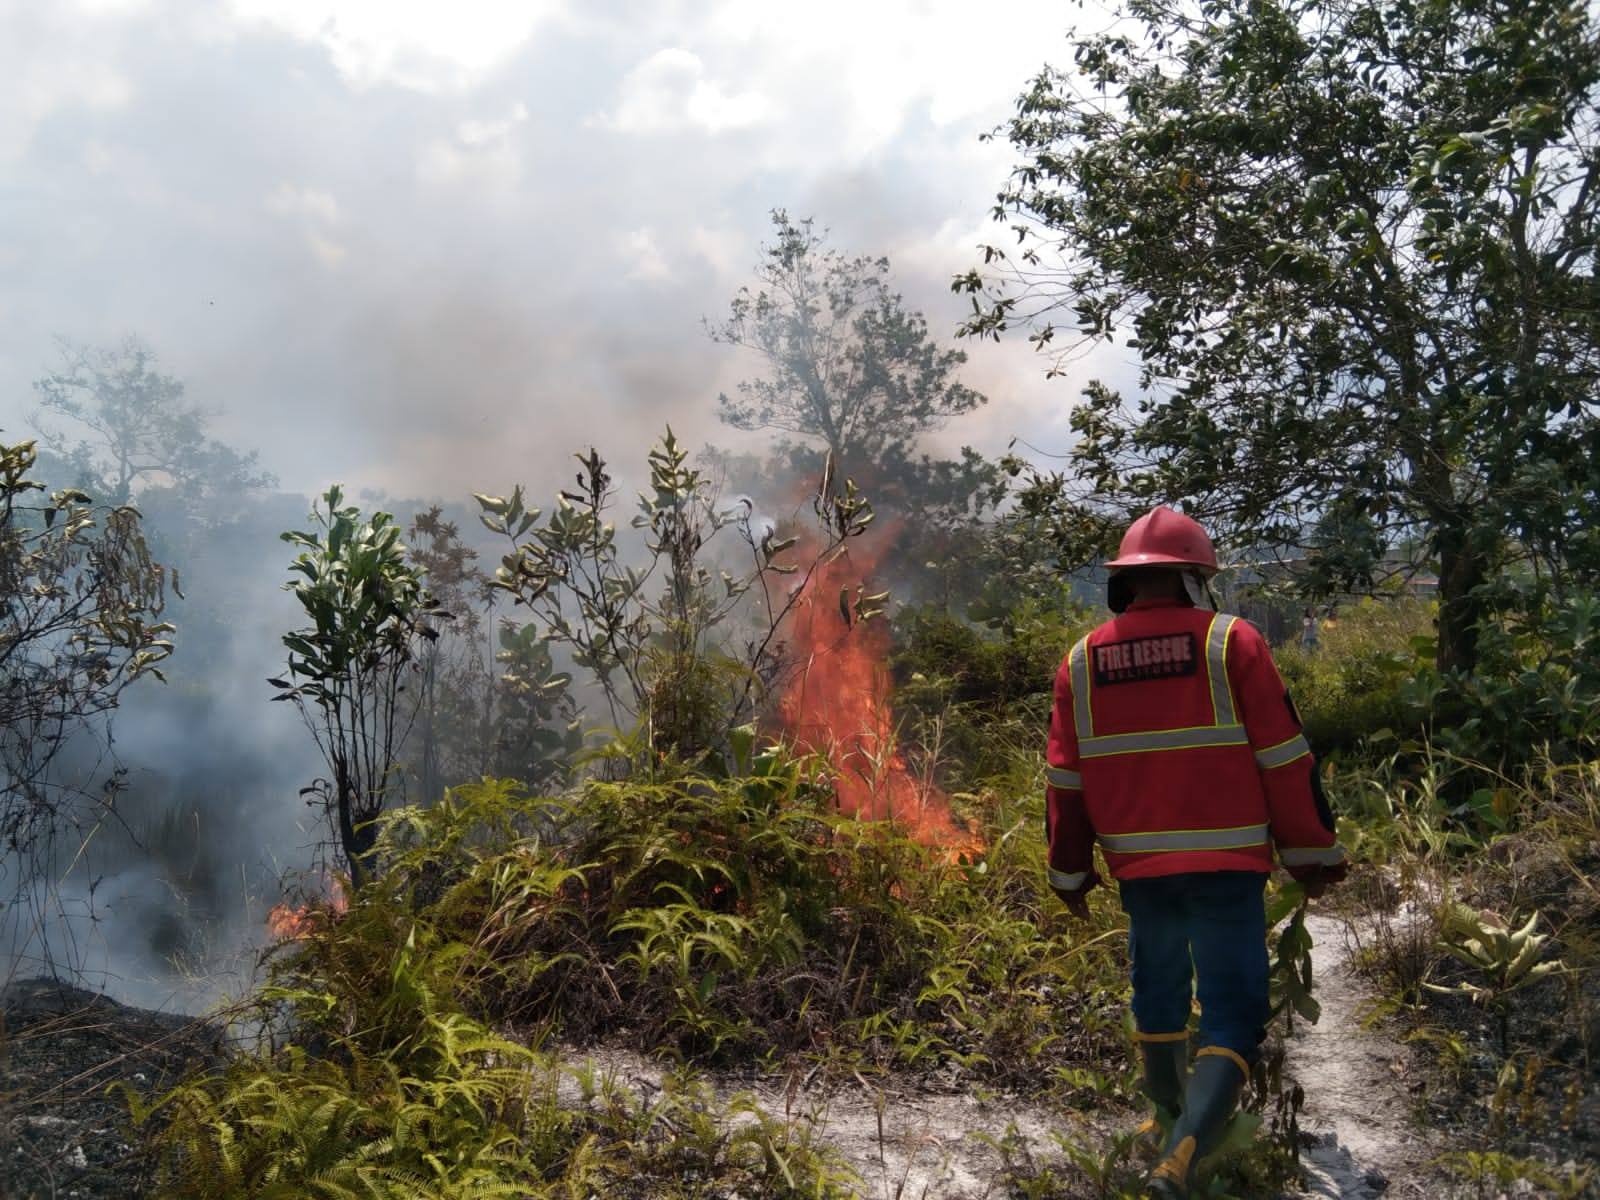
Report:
4,2,1599,1198
0,1,1075,1004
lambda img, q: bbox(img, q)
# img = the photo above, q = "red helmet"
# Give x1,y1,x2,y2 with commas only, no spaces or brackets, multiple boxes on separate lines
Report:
1105,506,1219,576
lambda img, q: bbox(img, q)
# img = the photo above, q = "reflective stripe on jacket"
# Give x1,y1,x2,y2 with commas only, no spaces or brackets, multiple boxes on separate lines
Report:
1045,598,1343,887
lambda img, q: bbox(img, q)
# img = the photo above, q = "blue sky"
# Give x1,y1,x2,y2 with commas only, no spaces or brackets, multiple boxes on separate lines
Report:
0,0,1130,503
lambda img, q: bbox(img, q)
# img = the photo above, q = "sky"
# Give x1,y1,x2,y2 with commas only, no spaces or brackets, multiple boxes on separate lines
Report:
3,0,1149,1002
0,0,1127,505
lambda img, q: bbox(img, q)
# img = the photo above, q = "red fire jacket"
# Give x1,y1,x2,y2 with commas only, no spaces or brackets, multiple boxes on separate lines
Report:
1045,598,1345,893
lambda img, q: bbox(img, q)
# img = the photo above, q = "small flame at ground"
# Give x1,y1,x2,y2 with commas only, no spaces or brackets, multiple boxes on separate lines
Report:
778,536,982,861
266,874,348,940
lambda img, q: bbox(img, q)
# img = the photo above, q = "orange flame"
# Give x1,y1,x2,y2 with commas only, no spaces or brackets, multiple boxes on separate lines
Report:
778,534,982,861
266,874,348,941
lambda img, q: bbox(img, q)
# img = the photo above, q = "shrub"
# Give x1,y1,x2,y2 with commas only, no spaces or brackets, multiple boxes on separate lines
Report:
133,735,1151,1197
890,598,1098,790
1272,597,1434,756
1410,588,1600,776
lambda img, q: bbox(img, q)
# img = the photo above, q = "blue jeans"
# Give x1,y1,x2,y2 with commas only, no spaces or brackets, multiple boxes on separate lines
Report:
1118,871,1269,1064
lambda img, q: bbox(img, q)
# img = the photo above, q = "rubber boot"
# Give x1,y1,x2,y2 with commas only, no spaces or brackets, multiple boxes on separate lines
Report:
1133,1037,1186,1160
1146,1049,1246,1199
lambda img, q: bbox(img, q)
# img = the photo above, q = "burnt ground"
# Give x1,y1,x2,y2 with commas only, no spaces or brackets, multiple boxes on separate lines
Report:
0,978,224,1200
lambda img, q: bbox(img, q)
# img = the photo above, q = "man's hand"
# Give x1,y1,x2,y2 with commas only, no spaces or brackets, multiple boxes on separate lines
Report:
1297,861,1348,900
1053,886,1092,921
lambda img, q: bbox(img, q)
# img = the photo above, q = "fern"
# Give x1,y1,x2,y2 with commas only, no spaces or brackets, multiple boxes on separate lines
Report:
134,750,1134,1196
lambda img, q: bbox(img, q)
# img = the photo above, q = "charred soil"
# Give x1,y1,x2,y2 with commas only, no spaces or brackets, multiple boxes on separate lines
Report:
0,978,224,1200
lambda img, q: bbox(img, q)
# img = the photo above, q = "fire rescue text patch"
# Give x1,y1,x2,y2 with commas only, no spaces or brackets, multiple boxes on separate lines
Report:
1092,633,1199,686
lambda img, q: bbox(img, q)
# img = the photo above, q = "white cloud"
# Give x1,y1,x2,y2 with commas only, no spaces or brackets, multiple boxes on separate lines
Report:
459,102,529,147
81,139,116,175
595,48,772,135
307,231,347,266
265,182,341,225
416,102,530,191
610,223,750,288
618,228,670,283
686,225,748,279
223,0,565,92
0,7,135,163
70,0,154,13
266,183,346,264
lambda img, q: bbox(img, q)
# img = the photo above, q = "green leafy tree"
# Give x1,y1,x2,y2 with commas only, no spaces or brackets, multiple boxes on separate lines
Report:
477,427,880,763
711,211,987,482
0,438,173,915
956,0,1600,673
272,486,442,885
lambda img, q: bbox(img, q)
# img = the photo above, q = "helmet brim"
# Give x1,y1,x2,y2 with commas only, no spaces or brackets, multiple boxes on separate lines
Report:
1105,553,1220,577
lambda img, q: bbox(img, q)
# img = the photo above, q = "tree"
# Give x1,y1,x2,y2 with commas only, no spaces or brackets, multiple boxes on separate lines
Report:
488,621,582,789
271,487,442,886
32,337,275,522
0,438,173,914
477,427,881,764
955,0,1600,673
405,505,489,802
403,506,579,798
710,212,987,482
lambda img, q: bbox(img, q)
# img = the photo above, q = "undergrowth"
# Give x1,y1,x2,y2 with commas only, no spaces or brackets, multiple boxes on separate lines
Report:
130,591,1600,1198
1327,753,1600,1194
134,733,1138,1197
356,737,1131,1079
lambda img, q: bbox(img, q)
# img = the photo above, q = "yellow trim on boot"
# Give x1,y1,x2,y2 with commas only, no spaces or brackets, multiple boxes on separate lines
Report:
1136,1029,1190,1043
1195,1045,1249,1076
1133,1116,1167,1161
1151,1134,1197,1190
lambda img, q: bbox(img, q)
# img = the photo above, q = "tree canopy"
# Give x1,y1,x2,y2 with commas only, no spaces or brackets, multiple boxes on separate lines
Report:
712,211,987,481
1,438,173,887
956,0,1600,673
32,337,275,524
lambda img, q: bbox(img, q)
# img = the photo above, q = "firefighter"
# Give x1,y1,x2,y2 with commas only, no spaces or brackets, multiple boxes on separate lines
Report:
1044,506,1346,1199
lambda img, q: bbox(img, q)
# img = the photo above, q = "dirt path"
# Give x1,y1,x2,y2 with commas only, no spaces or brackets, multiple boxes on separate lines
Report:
554,1049,1084,1199
750,904,1449,1198
1286,910,1439,1199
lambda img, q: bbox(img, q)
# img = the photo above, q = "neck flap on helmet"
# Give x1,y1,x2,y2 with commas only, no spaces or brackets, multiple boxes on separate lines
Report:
1182,569,1217,612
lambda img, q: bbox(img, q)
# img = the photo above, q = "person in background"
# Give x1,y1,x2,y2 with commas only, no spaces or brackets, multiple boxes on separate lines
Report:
1301,606,1320,653
1044,506,1347,1200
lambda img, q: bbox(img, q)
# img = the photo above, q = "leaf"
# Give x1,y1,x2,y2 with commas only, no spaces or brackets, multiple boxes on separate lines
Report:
696,971,719,1005
1213,1109,1263,1158
1291,989,1322,1024
1265,882,1305,927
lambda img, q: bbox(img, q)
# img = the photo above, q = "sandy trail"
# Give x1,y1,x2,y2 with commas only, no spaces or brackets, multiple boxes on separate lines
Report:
765,904,1448,1197
545,906,1448,1198
1287,910,1440,1199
